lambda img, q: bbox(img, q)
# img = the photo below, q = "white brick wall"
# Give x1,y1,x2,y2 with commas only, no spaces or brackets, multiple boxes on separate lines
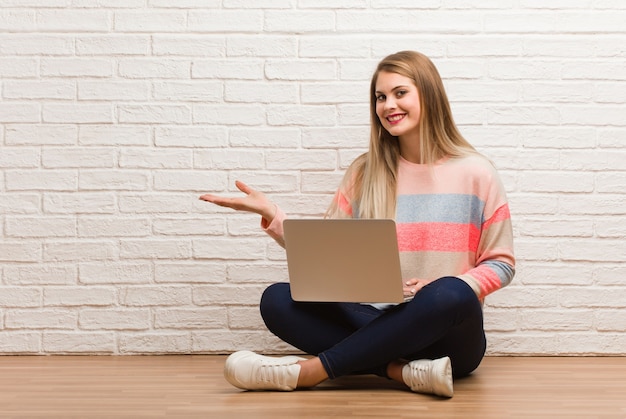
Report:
1,2,624,356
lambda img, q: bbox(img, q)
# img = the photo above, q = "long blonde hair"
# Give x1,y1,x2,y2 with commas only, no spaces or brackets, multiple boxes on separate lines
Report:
326,51,478,219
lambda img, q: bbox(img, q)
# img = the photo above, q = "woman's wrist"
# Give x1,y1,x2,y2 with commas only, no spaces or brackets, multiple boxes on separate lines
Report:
261,202,277,224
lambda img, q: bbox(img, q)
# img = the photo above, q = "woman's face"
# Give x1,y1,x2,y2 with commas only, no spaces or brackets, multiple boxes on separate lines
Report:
374,71,421,141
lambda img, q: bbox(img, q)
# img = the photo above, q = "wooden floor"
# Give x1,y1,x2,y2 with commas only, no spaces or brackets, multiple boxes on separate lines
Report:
0,356,624,418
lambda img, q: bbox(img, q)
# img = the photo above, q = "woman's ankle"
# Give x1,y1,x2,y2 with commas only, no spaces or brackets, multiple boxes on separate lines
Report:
296,357,329,388
387,359,408,384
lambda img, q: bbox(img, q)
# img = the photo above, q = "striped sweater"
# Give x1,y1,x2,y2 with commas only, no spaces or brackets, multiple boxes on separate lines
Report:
263,154,515,301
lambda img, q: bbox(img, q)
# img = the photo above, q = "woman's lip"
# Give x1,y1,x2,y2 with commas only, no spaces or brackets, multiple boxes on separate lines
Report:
386,114,406,124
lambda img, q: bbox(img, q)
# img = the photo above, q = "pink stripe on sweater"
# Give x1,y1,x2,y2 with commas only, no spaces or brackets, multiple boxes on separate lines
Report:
396,222,481,253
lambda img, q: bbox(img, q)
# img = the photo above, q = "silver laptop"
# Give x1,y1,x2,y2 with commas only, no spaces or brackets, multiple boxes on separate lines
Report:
283,219,405,303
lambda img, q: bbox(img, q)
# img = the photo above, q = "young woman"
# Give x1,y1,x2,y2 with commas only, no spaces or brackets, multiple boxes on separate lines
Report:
200,51,515,397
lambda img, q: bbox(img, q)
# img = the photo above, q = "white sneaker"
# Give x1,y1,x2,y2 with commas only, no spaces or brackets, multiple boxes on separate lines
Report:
223,350,306,391
402,356,454,397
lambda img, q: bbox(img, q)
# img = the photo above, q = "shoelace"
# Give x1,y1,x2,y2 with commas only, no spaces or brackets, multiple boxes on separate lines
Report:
256,361,290,386
408,363,432,393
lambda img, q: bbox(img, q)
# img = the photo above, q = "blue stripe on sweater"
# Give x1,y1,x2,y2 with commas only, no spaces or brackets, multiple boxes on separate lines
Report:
396,194,485,229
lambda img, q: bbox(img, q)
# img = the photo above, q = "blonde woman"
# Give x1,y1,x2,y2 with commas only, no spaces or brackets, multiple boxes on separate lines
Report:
200,51,515,397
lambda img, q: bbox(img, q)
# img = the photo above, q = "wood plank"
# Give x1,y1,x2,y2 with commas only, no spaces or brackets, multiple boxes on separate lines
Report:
0,356,624,418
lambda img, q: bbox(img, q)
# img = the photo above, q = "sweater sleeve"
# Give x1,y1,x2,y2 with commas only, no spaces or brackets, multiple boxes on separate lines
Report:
456,168,515,300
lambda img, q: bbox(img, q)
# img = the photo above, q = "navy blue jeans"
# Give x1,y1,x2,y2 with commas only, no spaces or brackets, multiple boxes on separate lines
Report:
260,276,486,379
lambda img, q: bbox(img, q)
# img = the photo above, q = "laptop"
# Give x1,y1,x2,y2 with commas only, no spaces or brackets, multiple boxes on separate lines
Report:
282,219,405,303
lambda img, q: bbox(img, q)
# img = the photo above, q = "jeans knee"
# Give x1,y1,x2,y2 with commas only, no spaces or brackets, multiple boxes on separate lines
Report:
259,282,291,325
428,277,482,321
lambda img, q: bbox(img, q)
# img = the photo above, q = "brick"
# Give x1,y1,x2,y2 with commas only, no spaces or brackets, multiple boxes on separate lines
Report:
119,332,190,354
79,170,149,191
44,193,116,214
595,310,626,332
225,81,297,104
155,126,228,148
3,265,77,286
0,10,35,31
6,170,77,191
120,286,192,307
265,59,336,81
0,58,38,78
188,10,263,33
193,104,265,126
0,104,41,123
515,262,592,286
79,125,150,146
302,126,370,149
0,287,42,307
77,217,151,238
336,11,482,32
193,284,267,306
596,173,626,194
267,105,337,127
43,104,113,124
154,262,228,284
118,58,190,79
191,330,293,353
152,217,225,236
153,81,222,102
43,332,115,354
3,81,76,100
301,82,369,104
41,58,113,78
227,36,296,57
193,59,263,80
0,35,74,55
227,263,288,283
0,332,41,354
153,36,224,57
42,148,116,168
6,309,77,330
519,171,593,193
226,172,299,193
227,306,265,329
79,309,150,330
79,262,152,284
120,239,192,259
114,10,186,32
44,287,116,307
484,11,625,33
76,35,149,55
194,149,264,170
266,150,337,170
153,171,227,192
519,310,594,331
119,149,193,169
193,238,266,260
118,105,191,124
154,308,227,329
5,217,76,238
229,128,300,148
559,239,626,263
0,194,40,215
118,193,192,214
78,81,150,101
265,11,335,33
0,148,40,168
36,10,110,31
43,241,118,262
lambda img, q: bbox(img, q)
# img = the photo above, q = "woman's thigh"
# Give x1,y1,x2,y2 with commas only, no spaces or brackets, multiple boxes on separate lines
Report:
260,282,384,355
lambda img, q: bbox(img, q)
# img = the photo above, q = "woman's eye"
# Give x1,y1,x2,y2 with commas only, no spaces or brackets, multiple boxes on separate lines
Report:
396,90,407,97
376,94,386,102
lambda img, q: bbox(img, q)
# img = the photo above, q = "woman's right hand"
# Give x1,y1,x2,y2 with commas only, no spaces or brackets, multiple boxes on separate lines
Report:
199,180,277,223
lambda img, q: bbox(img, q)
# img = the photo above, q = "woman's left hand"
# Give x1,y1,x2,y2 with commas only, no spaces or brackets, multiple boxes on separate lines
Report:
403,278,432,297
